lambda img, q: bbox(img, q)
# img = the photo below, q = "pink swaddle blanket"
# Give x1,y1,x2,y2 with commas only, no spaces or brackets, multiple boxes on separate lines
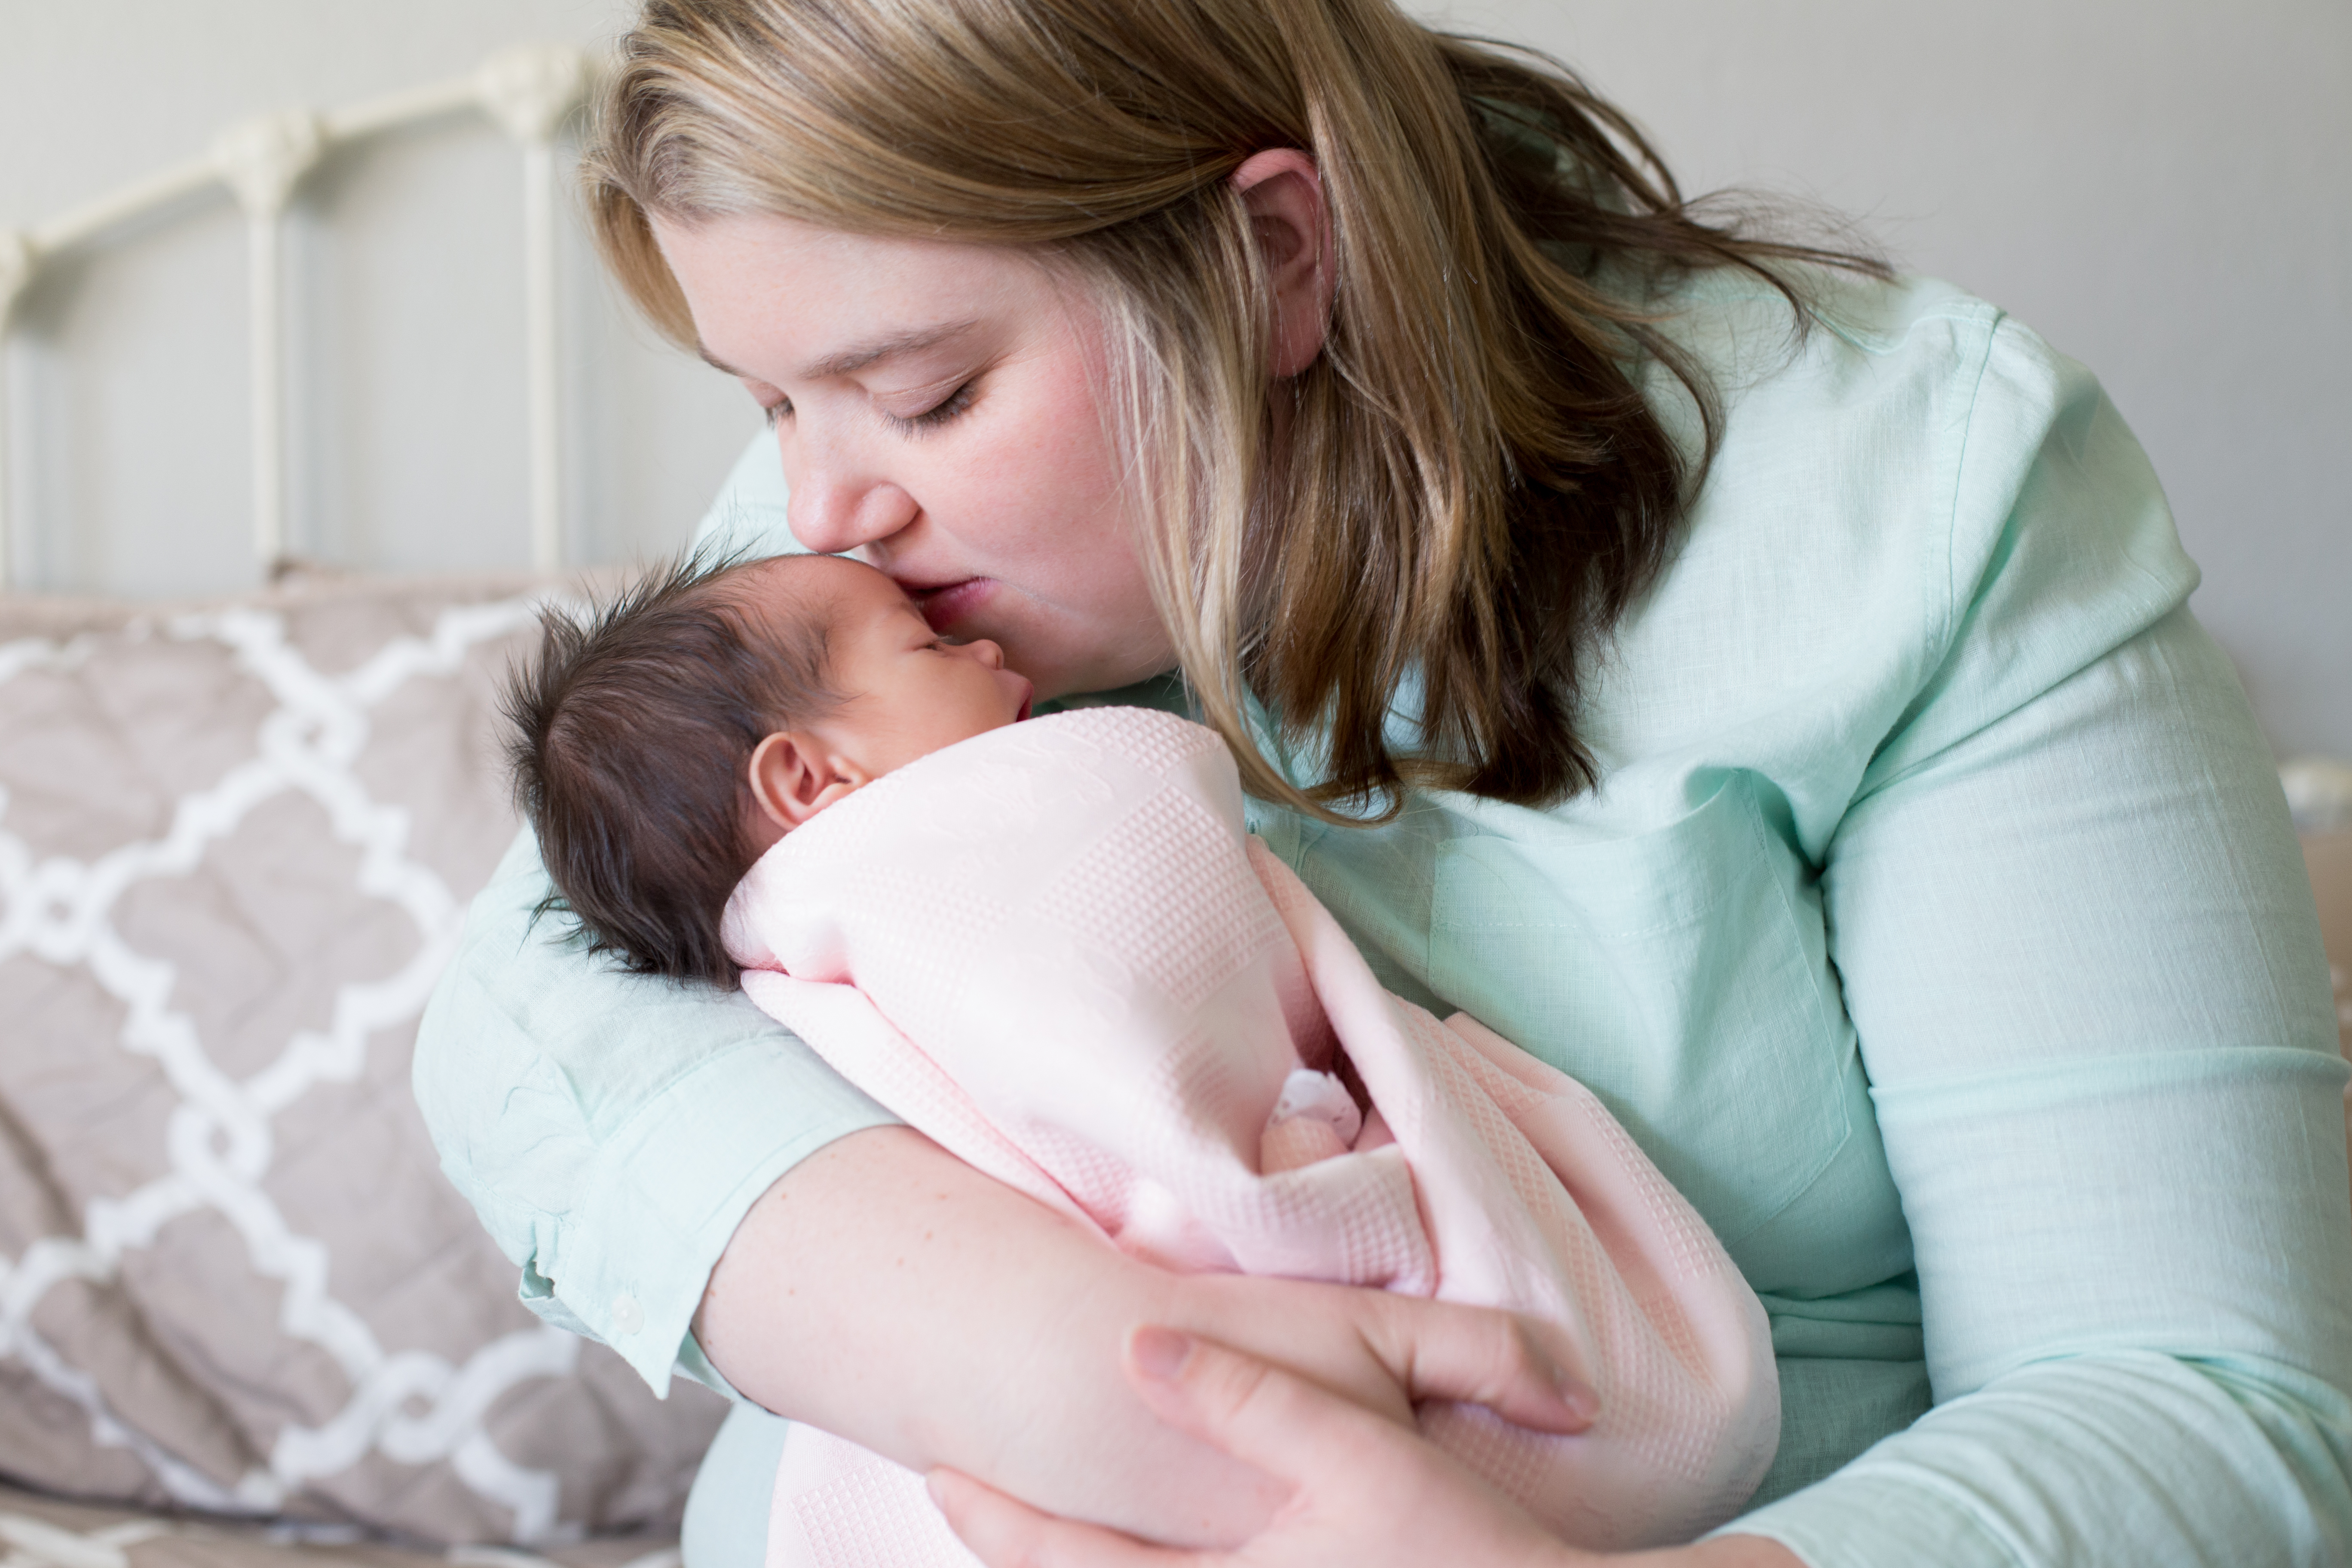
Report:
723,707,1778,1564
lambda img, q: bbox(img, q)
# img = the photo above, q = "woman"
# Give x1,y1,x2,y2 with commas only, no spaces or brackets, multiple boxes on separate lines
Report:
413,0,2352,1562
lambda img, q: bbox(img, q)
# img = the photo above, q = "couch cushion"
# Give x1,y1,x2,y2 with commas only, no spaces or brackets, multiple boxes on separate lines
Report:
0,573,723,1547
0,1479,682,1568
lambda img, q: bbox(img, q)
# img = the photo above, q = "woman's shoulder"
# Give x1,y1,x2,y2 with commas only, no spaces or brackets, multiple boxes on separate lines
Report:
1670,266,2033,466
1635,268,2143,647
1645,261,2190,632
1691,265,2188,654
1568,268,2199,847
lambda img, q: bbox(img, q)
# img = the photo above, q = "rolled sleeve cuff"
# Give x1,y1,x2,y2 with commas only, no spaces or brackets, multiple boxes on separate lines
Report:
524,1038,899,1397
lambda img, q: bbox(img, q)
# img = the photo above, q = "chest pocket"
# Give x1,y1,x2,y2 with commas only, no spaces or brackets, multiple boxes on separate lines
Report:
1429,775,1853,1248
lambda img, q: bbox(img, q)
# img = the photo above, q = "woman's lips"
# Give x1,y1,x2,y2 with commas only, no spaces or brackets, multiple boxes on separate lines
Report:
906,577,992,632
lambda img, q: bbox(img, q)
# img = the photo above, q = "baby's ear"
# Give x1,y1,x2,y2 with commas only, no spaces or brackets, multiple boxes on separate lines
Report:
748,731,863,830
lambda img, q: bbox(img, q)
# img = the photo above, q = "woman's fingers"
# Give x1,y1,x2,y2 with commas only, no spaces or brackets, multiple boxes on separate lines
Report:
1118,1329,1581,1568
1355,1295,1599,1434
935,1331,1586,1568
928,1468,1190,1568
1123,1326,1378,1480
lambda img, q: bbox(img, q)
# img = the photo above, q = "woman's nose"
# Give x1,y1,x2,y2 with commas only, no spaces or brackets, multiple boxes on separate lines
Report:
780,429,919,555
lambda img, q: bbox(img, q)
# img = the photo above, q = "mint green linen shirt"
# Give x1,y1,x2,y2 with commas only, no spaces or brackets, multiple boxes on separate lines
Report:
412,270,2352,1564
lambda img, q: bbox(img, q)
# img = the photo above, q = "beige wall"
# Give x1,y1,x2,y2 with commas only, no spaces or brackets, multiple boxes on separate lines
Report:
3,0,2346,756
1430,0,2352,761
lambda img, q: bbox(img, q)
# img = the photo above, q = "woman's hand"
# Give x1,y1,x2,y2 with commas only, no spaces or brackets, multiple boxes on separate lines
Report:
930,1328,1804,1568
695,1126,1600,1549
930,1325,1581,1567
1158,1267,1602,1437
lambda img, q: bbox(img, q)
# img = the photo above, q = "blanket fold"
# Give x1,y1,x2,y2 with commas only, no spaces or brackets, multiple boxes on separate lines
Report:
724,708,1777,1563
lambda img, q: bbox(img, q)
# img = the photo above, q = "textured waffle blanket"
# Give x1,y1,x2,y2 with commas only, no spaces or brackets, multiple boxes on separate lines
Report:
723,707,1779,1564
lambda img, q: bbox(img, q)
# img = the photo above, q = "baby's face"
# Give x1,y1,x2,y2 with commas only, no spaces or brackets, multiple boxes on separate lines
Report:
761,555,1034,779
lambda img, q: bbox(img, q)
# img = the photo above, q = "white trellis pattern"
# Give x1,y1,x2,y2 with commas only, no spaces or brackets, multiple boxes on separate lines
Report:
0,579,721,1545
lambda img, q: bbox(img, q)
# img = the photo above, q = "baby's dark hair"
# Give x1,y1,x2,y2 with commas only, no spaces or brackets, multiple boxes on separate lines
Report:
504,549,839,987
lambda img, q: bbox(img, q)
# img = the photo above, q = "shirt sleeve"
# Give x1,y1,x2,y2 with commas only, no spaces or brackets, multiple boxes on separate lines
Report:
1724,319,2352,1561
409,434,896,1399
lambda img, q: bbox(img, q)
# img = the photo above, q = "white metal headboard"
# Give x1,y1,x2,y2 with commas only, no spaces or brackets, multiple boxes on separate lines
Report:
0,44,598,593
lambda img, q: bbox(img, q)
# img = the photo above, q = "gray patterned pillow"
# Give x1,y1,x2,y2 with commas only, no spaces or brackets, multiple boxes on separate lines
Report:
0,573,724,1547
0,1477,686,1568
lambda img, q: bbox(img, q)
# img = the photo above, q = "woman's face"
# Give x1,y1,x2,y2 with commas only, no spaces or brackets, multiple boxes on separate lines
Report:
652,211,1174,701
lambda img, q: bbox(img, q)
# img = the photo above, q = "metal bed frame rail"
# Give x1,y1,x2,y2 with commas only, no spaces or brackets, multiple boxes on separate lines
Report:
0,44,596,591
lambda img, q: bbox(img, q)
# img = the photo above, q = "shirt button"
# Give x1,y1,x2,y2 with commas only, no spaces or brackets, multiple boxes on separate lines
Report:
610,1294,645,1336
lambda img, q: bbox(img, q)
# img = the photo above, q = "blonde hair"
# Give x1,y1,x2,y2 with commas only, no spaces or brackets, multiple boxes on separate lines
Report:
585,0,1880,821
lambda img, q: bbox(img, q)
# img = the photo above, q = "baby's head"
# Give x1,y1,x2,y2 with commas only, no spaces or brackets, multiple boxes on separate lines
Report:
505,551,1032,986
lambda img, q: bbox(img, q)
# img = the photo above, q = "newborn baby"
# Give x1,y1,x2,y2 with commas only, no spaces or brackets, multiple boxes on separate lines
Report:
507,551,1779,1565
508,550,1034,988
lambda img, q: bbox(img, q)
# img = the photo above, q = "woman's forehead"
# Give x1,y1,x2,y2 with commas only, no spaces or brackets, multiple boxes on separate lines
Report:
651,210,1047,378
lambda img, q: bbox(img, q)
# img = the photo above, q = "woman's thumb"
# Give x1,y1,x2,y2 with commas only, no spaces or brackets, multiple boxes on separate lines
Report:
1122,1326,1392,1482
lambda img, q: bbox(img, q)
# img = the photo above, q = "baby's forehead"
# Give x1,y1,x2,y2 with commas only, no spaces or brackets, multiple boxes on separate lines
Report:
739,554,903,613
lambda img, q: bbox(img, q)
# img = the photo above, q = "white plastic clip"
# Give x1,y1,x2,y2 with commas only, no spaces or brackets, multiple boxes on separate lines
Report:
1270,1068,1365,1144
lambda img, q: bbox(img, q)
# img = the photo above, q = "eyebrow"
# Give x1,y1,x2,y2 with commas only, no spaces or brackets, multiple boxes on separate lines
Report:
698,320,983,384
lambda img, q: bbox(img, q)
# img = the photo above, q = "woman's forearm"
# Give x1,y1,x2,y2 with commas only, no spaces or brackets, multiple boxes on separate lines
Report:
695,1124,1424,1546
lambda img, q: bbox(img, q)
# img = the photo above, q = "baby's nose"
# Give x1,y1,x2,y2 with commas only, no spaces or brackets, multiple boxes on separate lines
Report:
962,639,1004,668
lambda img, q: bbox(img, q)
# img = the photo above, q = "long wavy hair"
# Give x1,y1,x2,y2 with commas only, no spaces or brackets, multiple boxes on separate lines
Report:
582,0,1883,822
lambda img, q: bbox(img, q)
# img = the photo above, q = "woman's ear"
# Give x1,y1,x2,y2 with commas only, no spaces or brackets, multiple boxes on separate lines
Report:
1231,148,1335,378
748,730,867,831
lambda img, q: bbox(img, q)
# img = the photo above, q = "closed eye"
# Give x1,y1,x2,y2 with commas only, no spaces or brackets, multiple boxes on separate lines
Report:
886,379,977,434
